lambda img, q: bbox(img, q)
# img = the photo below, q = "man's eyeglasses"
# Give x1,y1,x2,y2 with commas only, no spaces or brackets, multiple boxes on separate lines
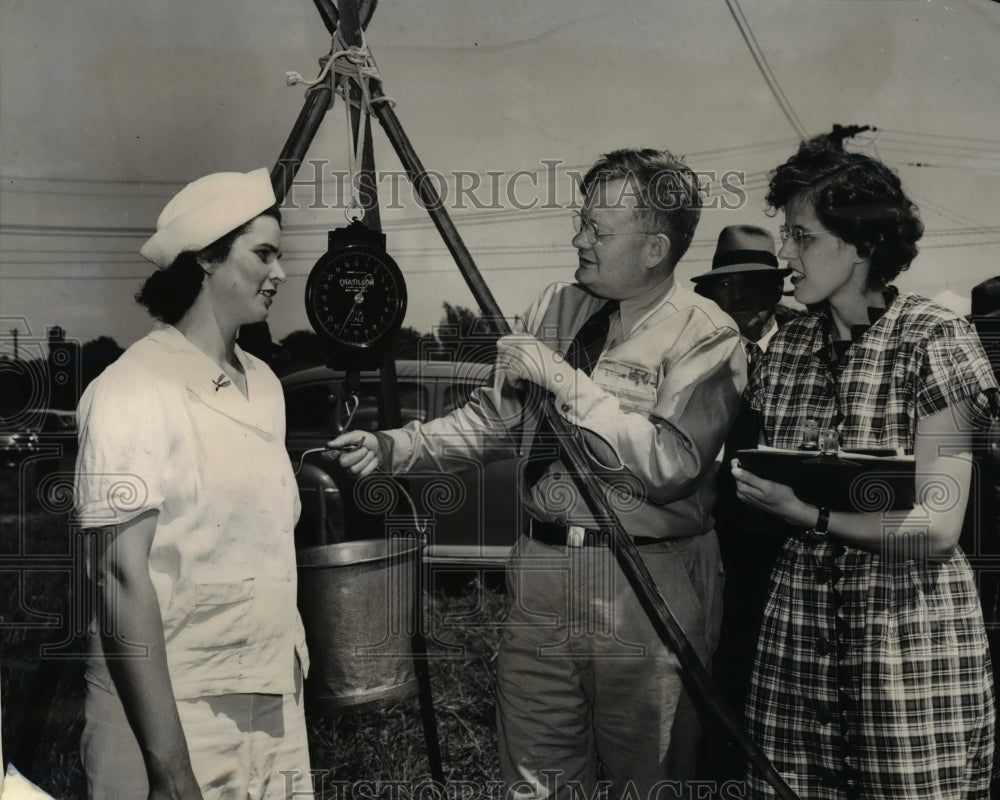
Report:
571,211,653,247
778,224,836,251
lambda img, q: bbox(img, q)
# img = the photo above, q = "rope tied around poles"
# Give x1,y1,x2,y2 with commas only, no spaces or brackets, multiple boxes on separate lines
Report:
284,28,396,222
284,29,396,109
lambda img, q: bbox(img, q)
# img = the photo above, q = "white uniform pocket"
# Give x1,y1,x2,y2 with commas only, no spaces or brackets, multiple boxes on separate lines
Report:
185,578,256,649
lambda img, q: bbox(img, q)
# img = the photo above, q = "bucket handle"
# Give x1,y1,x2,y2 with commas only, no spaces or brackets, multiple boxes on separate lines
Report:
293,393,360,476
292,392,428,539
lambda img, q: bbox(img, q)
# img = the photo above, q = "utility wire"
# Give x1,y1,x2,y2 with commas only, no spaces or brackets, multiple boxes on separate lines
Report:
876,127,1000,148
724,0,808,140
4,220,995,258
874,142,1000,164
875,139,1000,160
2,139,793,198
5,226,997,276
10,132,996,195
898,162,1000,173
909,191,988,231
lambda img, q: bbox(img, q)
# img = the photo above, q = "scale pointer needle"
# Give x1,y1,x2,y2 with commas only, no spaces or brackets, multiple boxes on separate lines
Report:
335,276,371,336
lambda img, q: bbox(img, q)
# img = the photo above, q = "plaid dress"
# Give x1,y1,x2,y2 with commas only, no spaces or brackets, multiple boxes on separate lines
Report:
745,291,1000,799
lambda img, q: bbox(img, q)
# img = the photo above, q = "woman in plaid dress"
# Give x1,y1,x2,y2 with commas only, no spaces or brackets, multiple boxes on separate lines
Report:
732,136,998,799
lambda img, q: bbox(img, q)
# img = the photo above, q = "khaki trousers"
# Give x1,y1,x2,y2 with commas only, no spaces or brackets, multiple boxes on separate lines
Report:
496,532,725,799
81,665,313,800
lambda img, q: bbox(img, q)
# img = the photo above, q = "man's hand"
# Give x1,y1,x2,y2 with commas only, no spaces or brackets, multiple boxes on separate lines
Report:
325,431,382,478
497,333,576,394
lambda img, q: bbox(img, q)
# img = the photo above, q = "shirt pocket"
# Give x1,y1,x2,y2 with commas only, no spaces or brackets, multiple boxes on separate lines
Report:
185,578,256,650
592,359,658,414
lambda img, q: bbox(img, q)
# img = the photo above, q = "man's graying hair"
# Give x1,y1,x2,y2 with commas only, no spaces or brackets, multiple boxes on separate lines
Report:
581,148,702,267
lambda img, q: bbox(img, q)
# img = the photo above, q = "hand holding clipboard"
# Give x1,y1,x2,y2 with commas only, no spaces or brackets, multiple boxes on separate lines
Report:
735,446,916,511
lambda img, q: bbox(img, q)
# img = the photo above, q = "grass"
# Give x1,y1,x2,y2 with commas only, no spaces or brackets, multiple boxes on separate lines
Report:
307,581,507,793
1,485,507,799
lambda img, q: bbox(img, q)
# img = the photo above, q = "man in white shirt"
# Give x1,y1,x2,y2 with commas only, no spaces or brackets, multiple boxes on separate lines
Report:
331,149,747,797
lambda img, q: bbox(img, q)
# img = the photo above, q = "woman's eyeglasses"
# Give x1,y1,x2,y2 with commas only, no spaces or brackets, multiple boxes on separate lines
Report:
778,224,836,251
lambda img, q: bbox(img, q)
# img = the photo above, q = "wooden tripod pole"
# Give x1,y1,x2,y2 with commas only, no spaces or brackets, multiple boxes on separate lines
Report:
274,3,799,797
270,0,378,203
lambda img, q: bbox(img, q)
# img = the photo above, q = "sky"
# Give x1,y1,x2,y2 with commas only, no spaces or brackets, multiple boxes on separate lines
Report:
1,0,999,355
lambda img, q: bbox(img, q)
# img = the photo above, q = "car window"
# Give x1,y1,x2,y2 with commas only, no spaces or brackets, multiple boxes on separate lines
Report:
285,384,337,432
350,381,429,431
398,384,429,424
40,410,76,434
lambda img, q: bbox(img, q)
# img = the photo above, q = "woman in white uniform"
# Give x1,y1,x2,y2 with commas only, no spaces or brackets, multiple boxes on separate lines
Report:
75,169,312,800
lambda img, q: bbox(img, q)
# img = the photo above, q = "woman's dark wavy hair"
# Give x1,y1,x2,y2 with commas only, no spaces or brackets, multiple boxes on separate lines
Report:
766,136,923,288
136,206,281,324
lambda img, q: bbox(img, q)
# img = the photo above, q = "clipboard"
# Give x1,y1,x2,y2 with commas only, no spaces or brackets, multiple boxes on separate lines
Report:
735,446,916,511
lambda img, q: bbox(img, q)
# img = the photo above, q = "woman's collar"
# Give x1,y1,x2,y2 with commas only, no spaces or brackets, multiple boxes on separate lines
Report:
818,286,899,342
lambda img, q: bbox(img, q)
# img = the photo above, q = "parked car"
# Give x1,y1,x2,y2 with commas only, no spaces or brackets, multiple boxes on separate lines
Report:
0,425,39,470
0,409,77,506
1,408,76,464
282,360,524,567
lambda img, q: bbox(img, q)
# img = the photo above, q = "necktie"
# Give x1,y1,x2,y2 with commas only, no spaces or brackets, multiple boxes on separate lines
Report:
565,300,620,376
745,340,762,374
525,300,619,485
728,340,763,452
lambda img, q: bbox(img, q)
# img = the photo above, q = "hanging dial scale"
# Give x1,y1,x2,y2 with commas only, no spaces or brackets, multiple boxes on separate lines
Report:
305,220,407,362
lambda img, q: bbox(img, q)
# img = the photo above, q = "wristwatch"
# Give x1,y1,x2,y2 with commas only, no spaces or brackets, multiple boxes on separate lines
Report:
814,506,831,535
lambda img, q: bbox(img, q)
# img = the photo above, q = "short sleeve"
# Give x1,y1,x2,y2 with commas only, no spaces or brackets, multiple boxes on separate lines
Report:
917,318,1000,429
74,365,170,527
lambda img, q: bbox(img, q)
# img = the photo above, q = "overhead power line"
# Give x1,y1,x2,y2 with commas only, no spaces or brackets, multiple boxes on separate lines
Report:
876,127,1000,148
724,0,808,140
0,224,151,238
875,138,1000,161
908,191,988,231
4,224,998,276
2,175,184,187
4,219,997,259
898,162,1000,173
2,138,793,200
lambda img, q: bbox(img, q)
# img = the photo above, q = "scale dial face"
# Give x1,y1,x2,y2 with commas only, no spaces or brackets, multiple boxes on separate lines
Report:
305,246,407,354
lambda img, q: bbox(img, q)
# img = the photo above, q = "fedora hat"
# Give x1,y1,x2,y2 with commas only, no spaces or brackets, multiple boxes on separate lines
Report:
971,276,1000,318
691,225,790,283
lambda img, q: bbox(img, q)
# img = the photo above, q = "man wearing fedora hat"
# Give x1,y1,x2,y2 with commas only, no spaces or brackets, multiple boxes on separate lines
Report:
692,224,797,783
690,224,791,350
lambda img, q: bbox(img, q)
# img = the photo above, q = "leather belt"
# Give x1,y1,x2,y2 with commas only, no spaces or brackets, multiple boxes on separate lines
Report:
528,519,662,548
